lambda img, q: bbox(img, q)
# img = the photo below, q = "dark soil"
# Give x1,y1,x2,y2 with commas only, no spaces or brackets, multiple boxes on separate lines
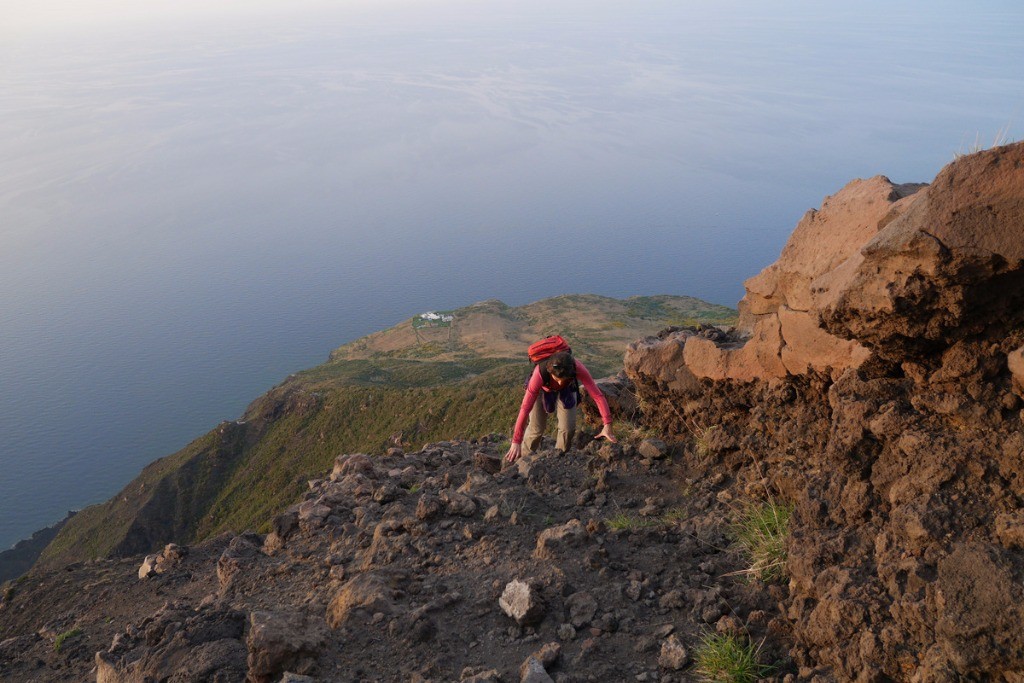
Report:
0,436,790,682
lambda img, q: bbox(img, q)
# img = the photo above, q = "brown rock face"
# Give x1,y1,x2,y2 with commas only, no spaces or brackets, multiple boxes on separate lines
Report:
626,142,1024,680
821,146,1024,357
628,175,925,383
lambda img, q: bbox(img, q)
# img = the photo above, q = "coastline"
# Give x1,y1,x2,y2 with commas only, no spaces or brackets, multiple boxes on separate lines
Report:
0,511,76,583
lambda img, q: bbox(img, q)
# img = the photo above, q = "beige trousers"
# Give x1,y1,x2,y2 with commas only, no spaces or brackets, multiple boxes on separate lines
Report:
523,394,577,454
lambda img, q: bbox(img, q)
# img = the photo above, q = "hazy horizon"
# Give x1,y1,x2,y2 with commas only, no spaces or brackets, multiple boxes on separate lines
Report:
2,0,1022,549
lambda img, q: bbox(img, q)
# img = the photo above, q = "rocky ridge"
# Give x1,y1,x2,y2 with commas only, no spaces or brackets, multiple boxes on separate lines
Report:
0,436,787,682
624,142,1024,680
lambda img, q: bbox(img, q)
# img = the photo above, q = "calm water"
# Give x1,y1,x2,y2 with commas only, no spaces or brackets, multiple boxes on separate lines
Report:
1,0,1022,549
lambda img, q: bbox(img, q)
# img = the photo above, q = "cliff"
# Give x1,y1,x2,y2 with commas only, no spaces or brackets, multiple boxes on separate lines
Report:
625,141,1024,679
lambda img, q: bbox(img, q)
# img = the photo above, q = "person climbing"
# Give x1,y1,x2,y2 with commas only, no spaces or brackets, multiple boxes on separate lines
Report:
505,336,616,463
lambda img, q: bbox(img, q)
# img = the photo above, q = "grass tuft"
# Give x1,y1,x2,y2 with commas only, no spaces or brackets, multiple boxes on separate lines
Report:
660,507,688,524
954,124,1014,159
54,627,83,652
731,499,792,583
694,632,775,682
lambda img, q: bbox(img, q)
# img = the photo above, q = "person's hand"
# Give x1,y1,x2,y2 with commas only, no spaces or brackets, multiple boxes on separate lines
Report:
505,442,523,463
594,424,617,443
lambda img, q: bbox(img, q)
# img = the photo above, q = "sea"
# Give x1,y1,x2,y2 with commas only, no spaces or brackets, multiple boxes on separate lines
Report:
1,0,1022,550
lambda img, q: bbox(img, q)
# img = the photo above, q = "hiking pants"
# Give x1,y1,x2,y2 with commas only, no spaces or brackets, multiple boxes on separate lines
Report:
523,396,576,454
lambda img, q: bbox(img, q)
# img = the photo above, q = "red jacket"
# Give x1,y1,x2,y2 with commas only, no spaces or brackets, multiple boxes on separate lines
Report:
512,359,612,444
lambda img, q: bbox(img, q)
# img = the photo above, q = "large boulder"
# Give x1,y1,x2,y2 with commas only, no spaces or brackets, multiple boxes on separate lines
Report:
821,145,1024,357
95,603,247,683
246,610,324,683
627,175,925,384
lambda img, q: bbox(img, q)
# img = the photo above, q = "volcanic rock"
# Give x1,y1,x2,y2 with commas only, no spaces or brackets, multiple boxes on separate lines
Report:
246,610,324,683
658,634,689,670
499,580,546,626
534,520,586,559
625,141,1024,680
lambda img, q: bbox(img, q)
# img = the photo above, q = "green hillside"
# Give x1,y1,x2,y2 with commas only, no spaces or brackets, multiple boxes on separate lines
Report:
36,294,735,570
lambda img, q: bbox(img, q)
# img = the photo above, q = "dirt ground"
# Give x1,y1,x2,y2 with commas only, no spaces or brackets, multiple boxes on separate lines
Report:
0,434,788,682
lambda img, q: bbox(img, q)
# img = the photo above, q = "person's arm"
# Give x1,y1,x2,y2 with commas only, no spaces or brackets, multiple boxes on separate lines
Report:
506,367,543,462
576,360,617,442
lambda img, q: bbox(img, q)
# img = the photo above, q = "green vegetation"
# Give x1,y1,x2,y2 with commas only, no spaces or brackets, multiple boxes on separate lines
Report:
694,632,775,682
54,627,83,652
624,295,736,327
660,507,688,524
38,293,737,570
731,499,793,583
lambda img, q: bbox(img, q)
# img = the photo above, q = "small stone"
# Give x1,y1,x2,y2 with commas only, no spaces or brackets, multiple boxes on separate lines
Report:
298,500,332,527
331,453,374,480
247,611,325,683
373,483,401,504
520,656,555,683
535,520,586,559
715,614,743,634
557,624,576,641
658,634,690,670
499,580,546,626
484,505,501,522
658,590,685,610
443,491,478,517
280,673,315,683
701,603,726,623
416,495,444,521
473,452,503,474
566,592,598,628
638,438,668,459
154,543,187,574
218,536,264,589
138,554,159,580
653,624,674,638
531,642,561,668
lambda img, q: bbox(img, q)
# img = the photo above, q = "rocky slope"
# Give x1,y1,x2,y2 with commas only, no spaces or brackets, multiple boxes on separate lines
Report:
624,142,1024,680
34,295,733,574
0,436,788,682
